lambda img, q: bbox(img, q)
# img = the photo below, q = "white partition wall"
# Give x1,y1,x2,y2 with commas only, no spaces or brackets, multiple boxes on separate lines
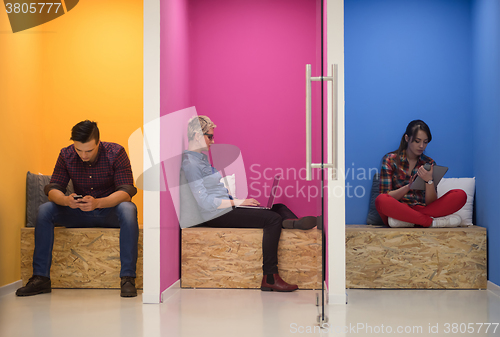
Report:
142,0,161,304
327,0,346,305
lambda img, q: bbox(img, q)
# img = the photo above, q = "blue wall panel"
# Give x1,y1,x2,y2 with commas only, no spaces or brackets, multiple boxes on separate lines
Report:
472,0,500,285
345,0,474,224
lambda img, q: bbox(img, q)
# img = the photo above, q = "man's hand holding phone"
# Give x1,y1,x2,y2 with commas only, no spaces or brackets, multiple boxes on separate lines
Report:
78,196,99,212
68,194,99,211
68,193,84,209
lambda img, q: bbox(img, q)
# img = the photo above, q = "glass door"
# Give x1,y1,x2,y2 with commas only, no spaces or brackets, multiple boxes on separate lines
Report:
305,2,331,324
307,0,346,324
179,0,344,328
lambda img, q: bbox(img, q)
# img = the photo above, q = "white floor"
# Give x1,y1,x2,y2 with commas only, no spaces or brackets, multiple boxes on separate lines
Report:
1,287,500,337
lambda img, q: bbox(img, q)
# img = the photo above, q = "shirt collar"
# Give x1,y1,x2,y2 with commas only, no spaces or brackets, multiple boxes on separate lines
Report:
183,150,208,162
400,150,426,165
90,142,103,165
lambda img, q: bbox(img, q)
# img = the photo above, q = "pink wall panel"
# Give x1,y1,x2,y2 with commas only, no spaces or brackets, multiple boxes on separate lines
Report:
160,0,326,294
160,0,190,293
188,0,323,218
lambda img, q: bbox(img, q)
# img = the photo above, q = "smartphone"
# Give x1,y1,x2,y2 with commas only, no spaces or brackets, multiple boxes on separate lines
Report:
73,195,83,200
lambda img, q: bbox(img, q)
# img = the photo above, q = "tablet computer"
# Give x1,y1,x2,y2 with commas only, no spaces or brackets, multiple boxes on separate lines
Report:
411,165,448,190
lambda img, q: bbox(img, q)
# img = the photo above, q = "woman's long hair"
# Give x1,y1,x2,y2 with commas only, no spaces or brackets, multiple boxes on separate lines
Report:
392,120,432,166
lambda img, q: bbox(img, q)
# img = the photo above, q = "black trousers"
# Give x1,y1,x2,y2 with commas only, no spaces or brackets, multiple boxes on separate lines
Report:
201,204,297,275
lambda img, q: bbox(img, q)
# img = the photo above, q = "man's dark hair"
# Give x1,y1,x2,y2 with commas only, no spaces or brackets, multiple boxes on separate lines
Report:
70,120,100,144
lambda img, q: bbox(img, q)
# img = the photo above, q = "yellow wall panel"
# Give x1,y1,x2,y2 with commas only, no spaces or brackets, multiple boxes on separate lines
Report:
0,1,143,287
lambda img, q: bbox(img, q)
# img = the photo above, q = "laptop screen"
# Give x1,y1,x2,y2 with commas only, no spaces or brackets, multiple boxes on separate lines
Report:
267,175,282,208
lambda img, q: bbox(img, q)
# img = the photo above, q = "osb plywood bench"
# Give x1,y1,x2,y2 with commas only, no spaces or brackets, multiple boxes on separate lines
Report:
181,227,322,289
21,227,143,289
346,225,487,289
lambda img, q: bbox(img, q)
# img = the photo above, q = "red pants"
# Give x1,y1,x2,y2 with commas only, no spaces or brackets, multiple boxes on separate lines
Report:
375,189,467,227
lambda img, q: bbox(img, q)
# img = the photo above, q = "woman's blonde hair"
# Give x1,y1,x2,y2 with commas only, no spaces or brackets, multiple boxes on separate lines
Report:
187,115,216,141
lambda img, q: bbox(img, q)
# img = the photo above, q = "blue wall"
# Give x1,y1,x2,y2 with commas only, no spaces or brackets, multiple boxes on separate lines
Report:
345,0,474,224
472,0,500,285
345,0,500,285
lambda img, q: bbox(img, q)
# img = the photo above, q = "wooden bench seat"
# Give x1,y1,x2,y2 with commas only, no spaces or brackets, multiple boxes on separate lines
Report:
181,227,322,289
346,225,487,289
21,228,143,289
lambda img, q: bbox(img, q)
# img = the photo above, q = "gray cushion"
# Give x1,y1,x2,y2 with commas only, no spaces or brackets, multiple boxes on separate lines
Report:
366,173,384,225
26,172,74,227
179,169,205,228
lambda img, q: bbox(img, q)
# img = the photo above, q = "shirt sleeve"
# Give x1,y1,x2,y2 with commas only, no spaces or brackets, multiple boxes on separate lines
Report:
113,147,137,198
379,154,393,195
182,159,223,212
44,151,70,195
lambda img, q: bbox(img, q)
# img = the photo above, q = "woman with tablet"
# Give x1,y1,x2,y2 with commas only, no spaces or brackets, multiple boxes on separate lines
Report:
375,120,467,228
181,115,318,291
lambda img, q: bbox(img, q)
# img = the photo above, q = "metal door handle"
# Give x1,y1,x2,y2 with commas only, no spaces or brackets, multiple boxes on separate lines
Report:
305,64,338,181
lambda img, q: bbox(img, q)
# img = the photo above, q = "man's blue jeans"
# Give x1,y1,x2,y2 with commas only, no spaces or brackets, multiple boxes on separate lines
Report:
33,202,139,278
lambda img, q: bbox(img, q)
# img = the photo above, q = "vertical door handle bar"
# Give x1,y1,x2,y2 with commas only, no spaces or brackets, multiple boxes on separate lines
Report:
305,64,338,181
331,64,338,180
306,64,312,181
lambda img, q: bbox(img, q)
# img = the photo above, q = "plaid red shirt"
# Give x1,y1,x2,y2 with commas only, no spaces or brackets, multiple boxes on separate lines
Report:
45,142,137,199
379,150,435,206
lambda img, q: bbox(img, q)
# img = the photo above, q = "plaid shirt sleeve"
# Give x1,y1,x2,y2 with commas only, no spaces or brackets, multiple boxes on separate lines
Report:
113,146,137,197
379,154,393,195
45,151,71,195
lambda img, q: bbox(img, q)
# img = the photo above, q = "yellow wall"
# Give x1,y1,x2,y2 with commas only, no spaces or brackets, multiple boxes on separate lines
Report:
0,1,143,287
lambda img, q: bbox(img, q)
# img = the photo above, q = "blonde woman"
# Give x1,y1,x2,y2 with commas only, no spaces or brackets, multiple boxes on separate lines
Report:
181,116,318,291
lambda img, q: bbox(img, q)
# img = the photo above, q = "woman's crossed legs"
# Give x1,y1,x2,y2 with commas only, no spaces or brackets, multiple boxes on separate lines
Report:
375,189,467,227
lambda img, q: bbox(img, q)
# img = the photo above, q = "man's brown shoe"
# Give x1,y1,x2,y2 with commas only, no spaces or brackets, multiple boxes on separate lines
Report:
261,274,298,292
120,277,137,297
16,275,51,296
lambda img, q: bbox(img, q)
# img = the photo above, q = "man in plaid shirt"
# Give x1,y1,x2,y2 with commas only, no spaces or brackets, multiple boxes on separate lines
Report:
16,120,139,298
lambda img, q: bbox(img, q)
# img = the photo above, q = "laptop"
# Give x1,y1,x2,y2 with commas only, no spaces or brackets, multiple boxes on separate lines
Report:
411,165,448,190
236,175,281,210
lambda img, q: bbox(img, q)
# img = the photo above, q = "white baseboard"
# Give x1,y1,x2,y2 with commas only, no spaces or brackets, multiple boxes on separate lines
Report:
142,279,181,304
324,281,347,305
0,280,22,298
161,279,180,303
142,292,161,304
328,292,347,305
488,281,500,298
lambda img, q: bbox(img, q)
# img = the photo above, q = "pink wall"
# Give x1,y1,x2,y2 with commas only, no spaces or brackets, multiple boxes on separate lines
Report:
160,0,327,294
188,0,324,217
160,0,190,293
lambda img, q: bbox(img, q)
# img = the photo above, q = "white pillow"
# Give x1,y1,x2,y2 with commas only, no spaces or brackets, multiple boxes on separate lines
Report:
220,174,236,198
436,177,475,226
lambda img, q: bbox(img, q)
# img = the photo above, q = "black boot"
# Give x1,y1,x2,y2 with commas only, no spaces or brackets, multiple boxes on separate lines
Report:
120,277,137,297
282,216,318,230
16,275,51,296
